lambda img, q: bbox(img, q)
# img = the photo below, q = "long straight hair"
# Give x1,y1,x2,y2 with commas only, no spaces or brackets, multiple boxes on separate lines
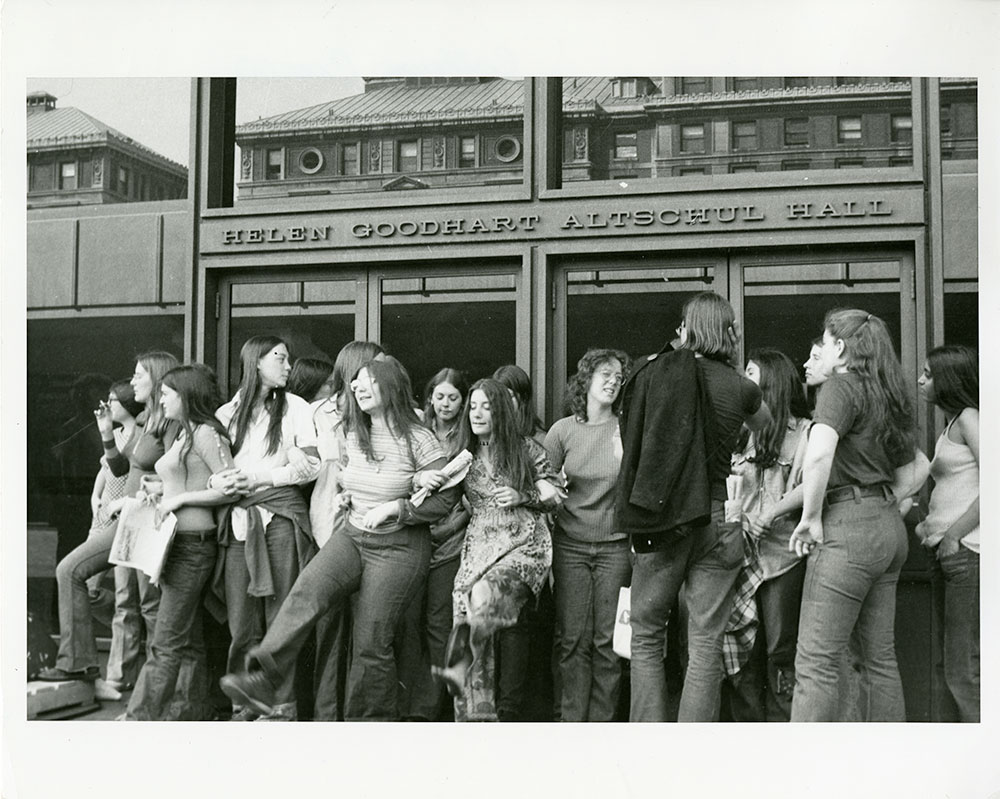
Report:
230,335,288,457
136,351,180,436
160,364,231,470
423,367,469,435
492,364,545,439
458,378,535,494
825,308,915,459
746,348,810,469
927,345,979,416
344,356,424,465
680,291,739,365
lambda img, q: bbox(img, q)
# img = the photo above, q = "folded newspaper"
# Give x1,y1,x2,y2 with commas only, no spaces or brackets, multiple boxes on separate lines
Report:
108,497,178,585
410,449,473,507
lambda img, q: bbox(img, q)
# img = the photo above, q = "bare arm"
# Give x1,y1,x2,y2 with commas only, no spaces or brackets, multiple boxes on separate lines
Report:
937,409,980,557
788,423,838,556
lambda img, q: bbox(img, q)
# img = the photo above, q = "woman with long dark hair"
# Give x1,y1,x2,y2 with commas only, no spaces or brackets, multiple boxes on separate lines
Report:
432,378,558,721
788,309,918,721
286,357,335,405
493,364,546,445
309,340,383,721
219,356,459,720
125,364,237,719
211,335,320,720
40,351,179,689
545,348,631,722
723,348,811,721
916,345,980,721
397,367,472,720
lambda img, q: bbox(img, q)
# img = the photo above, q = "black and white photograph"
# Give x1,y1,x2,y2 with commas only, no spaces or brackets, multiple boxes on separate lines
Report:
3,1,998,797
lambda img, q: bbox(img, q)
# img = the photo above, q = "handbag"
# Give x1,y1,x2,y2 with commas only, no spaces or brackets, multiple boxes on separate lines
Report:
612,586,632,660
108,497,177,585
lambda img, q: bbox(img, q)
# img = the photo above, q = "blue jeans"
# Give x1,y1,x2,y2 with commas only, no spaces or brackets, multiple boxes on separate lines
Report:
249,521,431,721
224,516,300,709
107,565,159,684
396,555,461,720
630,505,742,722
126,532,216,720
940,547,979,722
54,524,117,672
791,493,908,722
552,533,632,721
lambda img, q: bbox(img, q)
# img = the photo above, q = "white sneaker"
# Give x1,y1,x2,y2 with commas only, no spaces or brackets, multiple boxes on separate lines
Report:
94,678,122,701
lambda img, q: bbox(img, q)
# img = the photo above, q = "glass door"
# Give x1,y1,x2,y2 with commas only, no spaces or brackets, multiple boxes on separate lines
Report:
370,263,525,395
552,255,726,418
216,270,365,396
736,251,917,383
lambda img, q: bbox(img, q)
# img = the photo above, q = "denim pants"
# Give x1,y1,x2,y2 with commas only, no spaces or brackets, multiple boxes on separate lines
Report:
553,533,632,722
224,516,300,709
630,504,742,722
126,532,217,720
940,547,979,722
791,493,908,722
54,524,117,672
107,565,159,684
249,521,431,721
396,555,461,720
312,602,352,721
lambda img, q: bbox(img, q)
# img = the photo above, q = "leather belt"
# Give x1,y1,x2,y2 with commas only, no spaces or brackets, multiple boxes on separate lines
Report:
825,484,893,506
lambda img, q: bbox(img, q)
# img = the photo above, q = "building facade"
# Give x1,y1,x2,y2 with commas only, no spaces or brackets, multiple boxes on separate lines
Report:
26,77,979,721
27,91,188,210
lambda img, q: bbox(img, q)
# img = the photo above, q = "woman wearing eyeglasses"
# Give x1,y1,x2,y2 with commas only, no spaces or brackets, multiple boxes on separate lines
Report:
544,348,631,722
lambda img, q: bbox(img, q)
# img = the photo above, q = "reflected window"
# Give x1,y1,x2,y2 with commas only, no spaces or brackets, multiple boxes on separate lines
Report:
612,78,637,98
836,158,865,169
678,77,710,95
785,117,809,146
891,115,912,144
341,142,359,175
732,121,757,151
398,140,419,172
680,124,706,153
459,136,476,168
836,77,864,86
59,162,76,190
614,132,638,159
266,148,283,180
730,163,757,173
837,116,862,143
117,166,129,195
782,160,809,171
784,77,811,88
731,77,759,92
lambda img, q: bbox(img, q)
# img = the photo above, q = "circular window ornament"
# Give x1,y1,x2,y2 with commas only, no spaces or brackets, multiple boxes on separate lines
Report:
495,136,521,163
298,148,324,174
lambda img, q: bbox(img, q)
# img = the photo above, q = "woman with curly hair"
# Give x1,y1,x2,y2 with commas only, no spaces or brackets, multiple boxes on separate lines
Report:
431,378,558,721
789,309,921,721
544,347,631,721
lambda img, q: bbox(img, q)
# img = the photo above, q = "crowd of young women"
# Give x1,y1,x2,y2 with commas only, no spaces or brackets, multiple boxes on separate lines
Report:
39,291,979,723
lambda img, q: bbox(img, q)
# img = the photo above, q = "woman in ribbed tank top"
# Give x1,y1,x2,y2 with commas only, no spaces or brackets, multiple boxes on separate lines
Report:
916,345,980,721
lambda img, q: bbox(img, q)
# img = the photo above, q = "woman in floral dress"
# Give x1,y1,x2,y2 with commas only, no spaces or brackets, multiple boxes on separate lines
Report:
431,377,557,721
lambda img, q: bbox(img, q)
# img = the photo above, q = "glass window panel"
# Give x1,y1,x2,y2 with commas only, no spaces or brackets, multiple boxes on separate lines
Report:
59,162,77,190
940,80,978,161
891,115,913,144
235,77,526,199
943,290,978,350
557,77,914,184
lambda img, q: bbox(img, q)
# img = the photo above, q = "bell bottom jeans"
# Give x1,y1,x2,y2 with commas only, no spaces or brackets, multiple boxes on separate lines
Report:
126,532,216,720
249,521,431,721
552,533,632,722
629,505,742,722
791,494,908,722
940,546,980,722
